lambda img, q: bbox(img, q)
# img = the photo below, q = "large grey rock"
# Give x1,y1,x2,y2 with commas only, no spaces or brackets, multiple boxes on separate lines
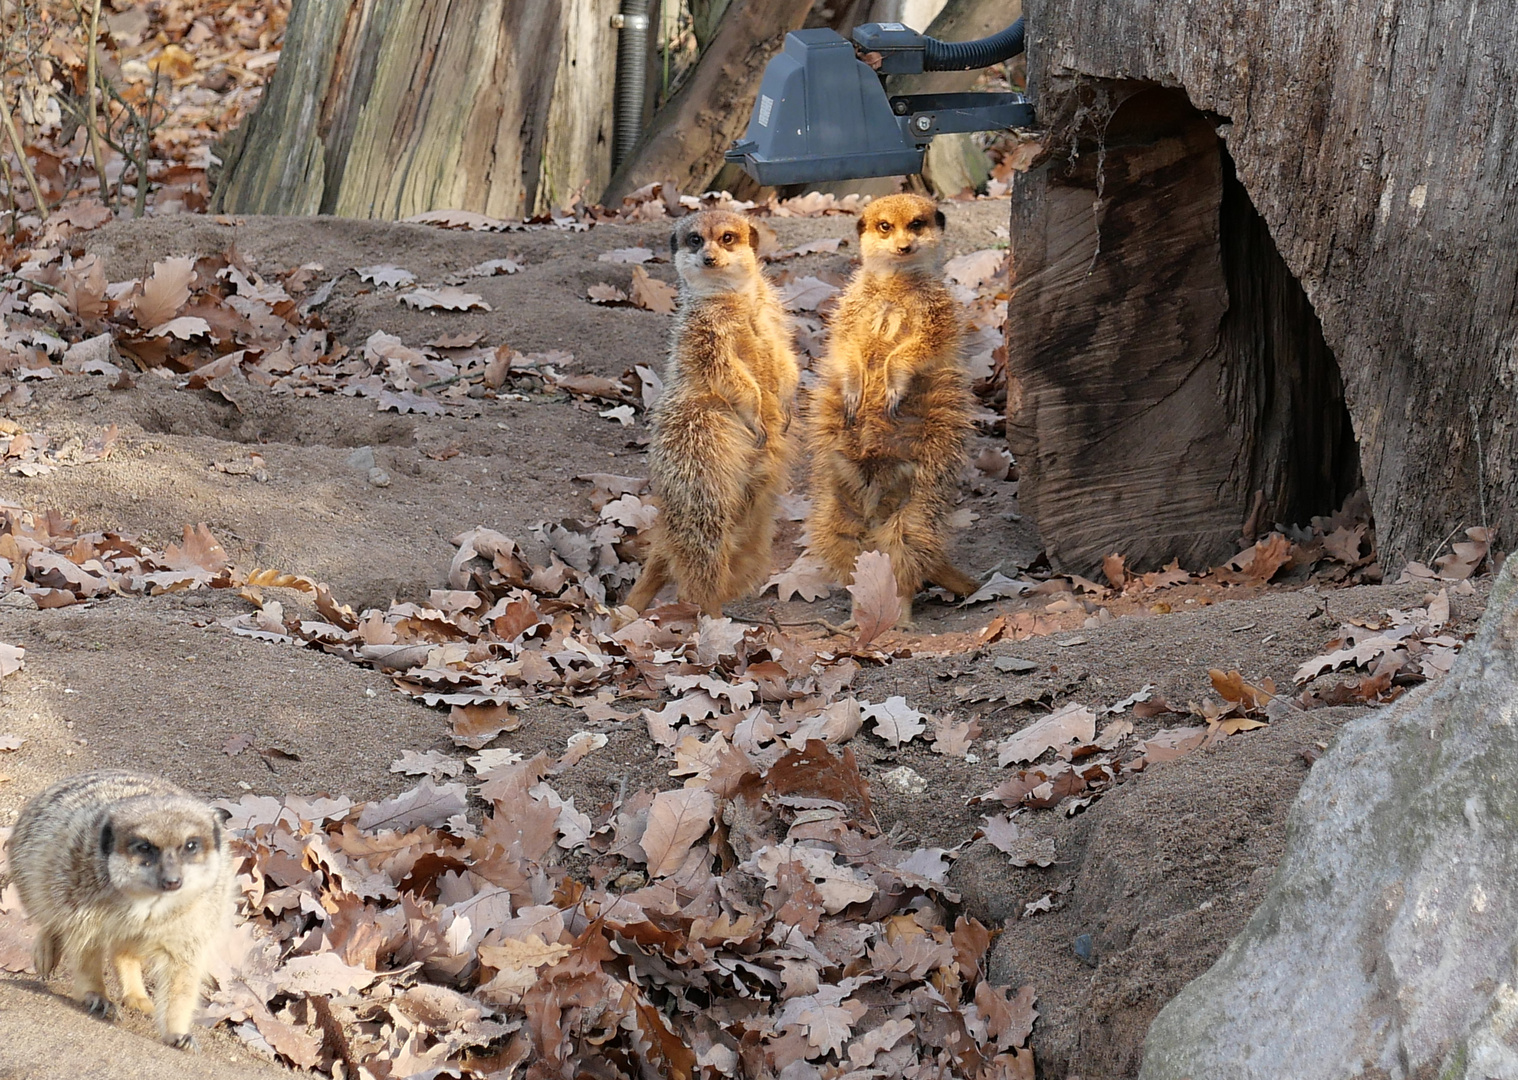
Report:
1140,558,1518,1080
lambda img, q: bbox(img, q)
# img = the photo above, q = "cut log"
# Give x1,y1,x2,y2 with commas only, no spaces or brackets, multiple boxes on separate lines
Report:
1008,86,1358,572
602,0,815,203
1009,0,1518,571
1140,553,1518,1078
213,0,615,219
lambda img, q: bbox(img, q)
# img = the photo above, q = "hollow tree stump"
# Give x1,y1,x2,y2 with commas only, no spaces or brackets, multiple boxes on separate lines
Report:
1008,0,1518,572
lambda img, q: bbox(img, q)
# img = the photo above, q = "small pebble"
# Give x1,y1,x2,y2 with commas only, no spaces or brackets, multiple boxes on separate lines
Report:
1073,933,1097,967
346,445,376,470
881,765,928,795
994,656,1038,674
368,467,391,488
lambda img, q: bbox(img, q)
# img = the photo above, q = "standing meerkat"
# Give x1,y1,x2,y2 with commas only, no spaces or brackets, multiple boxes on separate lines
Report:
8,770,234,1049
806,193,979,625
624,210,800,616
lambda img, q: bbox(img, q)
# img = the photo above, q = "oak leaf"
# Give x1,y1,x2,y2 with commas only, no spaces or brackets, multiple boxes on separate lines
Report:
847,550,900,646
133,256,194,328
640,788,715,877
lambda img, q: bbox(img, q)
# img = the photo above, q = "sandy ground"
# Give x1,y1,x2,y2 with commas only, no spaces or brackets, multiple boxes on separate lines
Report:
0,202,1491,1078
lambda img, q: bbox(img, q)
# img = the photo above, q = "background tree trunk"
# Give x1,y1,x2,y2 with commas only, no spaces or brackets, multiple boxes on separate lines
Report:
213,0,615,219
1008,0,1518,572
602,0,815,204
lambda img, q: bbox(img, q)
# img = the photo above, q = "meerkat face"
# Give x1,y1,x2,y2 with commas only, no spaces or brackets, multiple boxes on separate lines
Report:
857,194,946,273
671,211,761,296
102,797,225,903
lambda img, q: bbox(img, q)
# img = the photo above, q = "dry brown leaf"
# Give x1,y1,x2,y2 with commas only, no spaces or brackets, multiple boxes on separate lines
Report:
629,265,677,314
133,256,194,328
588,282,630,305
766,552,834,602
1140,726,1209,764
640,788,715,877
400,286,490,311
997,703,1096,766
847,550,900,647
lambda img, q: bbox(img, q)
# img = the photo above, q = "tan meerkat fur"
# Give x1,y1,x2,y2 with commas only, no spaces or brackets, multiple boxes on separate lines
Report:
8,770,234,1049
806,193,979,624
624,210,800,616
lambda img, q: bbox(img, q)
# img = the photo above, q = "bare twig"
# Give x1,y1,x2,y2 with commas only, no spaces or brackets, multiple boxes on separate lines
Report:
1470,400,1489,535
84,0,111,209
0,86,47,221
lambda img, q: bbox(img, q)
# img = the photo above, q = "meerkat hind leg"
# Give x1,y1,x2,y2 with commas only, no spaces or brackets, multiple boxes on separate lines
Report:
624,547,672,613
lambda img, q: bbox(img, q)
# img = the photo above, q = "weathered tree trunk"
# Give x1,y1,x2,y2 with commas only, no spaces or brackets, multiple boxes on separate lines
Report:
213,0,615,219
602,0,815,203
1008,0,1518,572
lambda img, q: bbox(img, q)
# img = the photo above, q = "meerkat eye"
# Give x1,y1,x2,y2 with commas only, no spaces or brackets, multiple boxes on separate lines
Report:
877,221,892,234
720,232,736,246
183,839,201,854
128,839,156,858
908,218,926,233
687,234,702,249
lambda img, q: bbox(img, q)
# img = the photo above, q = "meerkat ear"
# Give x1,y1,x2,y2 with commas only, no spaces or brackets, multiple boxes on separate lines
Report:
99,819,114,857
746,224,761,252
856,216,868,236
934,209,946,231
669,230,679,256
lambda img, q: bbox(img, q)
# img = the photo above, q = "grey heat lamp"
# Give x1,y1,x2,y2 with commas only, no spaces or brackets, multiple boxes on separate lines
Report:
724,17,1034,187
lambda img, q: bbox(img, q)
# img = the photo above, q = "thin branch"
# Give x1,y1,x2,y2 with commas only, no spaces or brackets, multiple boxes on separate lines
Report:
84,0,111,209
0,85,48,221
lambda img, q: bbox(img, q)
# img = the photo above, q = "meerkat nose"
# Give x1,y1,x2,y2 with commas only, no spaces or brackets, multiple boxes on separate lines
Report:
160,873,183,891
702,253,718,267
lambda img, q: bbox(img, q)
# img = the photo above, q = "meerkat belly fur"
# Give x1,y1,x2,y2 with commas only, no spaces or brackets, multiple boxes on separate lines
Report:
625,210,799,616
8,770,234,1049
806,193,979,624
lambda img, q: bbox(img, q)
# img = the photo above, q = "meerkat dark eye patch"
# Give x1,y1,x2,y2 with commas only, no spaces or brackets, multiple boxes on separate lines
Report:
127,838,158,859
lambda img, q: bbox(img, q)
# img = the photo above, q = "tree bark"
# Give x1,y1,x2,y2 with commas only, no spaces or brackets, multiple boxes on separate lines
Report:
601,0,815,204
1008,0,1518,571
213,0,615,219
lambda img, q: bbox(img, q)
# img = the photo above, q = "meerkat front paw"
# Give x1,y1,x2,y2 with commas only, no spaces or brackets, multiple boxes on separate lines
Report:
752,423,770,449
123,991,154,1015
83,992,119,1021
168,1032,199,1052
841,390,861,427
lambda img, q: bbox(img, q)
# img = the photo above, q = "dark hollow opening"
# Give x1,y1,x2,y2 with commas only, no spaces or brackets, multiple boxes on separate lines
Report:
1214,143,1364,529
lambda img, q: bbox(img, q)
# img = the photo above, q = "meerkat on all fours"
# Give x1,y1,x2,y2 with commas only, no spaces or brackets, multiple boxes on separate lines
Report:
624,209,800,617
8,770,234,1049
806,193,979,627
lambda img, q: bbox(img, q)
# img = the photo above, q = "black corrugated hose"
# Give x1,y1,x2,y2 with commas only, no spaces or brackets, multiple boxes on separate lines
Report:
613,0,651,170
922,15,1026,71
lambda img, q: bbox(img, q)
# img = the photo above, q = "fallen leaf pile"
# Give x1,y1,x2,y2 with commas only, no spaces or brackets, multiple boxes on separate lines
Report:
1293,588,1470,708
185,738,1039,1078
1,1,287,219
0,489,1046,1077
